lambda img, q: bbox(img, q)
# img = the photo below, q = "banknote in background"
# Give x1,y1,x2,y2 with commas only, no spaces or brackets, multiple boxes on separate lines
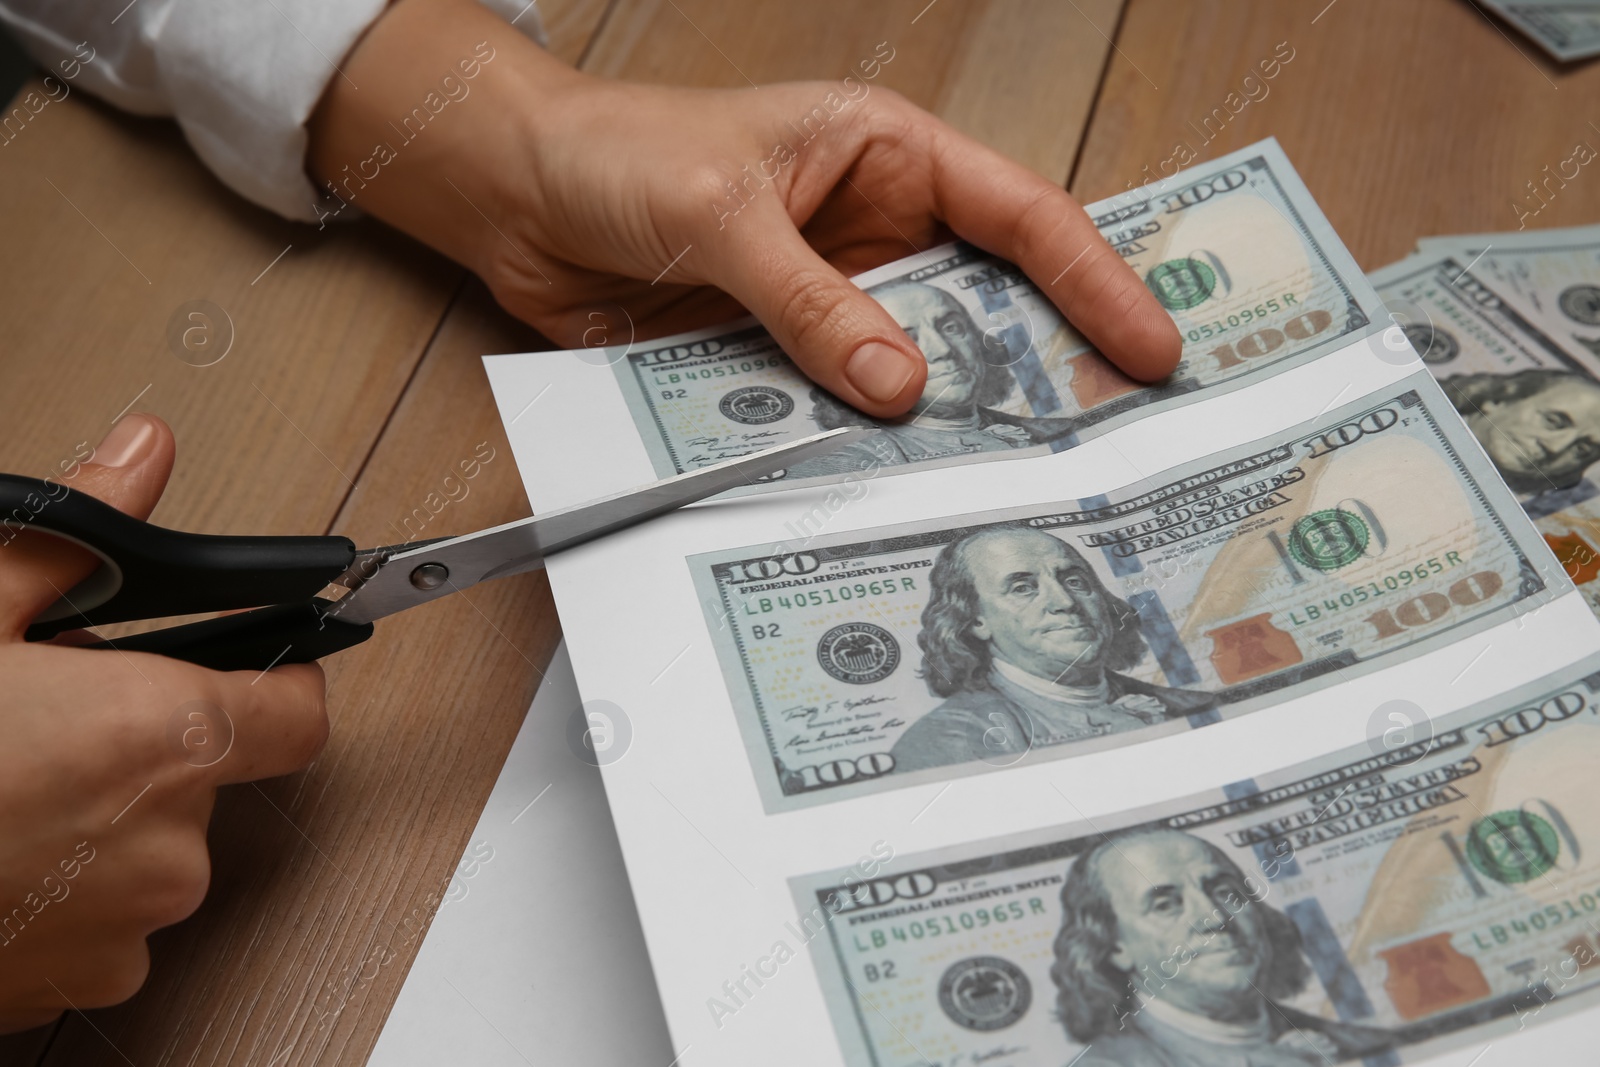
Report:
1479,0,1600,62
599,138,1381,492
790,653,1600,1067
691,374,1563,811
1374,240,1600,616
1413,226,1600,360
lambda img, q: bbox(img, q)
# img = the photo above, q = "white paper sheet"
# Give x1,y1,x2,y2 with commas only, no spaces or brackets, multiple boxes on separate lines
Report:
369,643,674,1067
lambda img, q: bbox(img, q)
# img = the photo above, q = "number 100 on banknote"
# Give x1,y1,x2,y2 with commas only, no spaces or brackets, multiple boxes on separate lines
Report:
690,373,1568,811
791,655,1600,1066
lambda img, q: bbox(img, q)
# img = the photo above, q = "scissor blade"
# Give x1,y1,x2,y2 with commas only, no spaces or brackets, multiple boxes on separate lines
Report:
529,424,877,557
331,425,876,624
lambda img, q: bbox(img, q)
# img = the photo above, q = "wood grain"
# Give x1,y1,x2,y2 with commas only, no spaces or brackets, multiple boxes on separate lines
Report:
584,0,1124,179
0,1025,53,1066
541,0,618,64
0,85,458,542
1072,0,1600,270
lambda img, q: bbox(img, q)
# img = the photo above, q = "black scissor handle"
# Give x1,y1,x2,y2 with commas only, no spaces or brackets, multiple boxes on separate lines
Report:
83,599,374,672
2,474,358,642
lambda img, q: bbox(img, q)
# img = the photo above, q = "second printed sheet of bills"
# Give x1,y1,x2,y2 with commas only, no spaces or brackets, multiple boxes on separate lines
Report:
486,140,1600,1066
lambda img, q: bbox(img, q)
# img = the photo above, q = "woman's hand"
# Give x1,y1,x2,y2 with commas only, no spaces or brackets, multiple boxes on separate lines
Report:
307,0,1181,418
0,415,328,1032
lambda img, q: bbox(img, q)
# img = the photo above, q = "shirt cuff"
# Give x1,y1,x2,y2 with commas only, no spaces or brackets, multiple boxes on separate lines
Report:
157,0,544,223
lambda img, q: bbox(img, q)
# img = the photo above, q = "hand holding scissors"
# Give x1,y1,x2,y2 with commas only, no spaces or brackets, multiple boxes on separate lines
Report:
8,426,872,671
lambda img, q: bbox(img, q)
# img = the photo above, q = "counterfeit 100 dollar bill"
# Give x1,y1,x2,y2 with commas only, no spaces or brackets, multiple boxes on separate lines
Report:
1411,225,1600,363
1477,1,1600,62
789,651,1600,1067
590,138,1383,493
1374,243,1600,619
689,372,1567,812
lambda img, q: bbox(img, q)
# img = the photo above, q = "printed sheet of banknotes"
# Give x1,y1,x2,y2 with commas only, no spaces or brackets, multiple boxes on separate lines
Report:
483,139,1600,1066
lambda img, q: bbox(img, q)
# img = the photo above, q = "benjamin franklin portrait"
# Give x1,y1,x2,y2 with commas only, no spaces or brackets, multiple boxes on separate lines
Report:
889,527,1215,773
787,280,1077,477
1443,368,1600,496
1052,828,1394,1066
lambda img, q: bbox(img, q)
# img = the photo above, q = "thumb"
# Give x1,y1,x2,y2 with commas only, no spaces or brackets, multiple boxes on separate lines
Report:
710,220,927,418
0,413,176,637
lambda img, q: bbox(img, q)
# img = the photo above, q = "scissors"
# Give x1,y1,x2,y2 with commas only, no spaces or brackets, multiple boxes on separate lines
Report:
6,427,871,672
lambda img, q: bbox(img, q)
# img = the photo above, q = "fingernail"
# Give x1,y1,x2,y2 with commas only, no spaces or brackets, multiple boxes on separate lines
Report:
95,414,157,467
845,343,917,404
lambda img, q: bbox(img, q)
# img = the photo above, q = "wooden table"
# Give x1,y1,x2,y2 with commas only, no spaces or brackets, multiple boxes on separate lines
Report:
2,0,1597,1063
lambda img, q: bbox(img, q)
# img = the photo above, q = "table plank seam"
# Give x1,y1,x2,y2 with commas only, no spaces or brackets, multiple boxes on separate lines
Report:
572,0,624,70
1065,0,1134,192
317,272,470,539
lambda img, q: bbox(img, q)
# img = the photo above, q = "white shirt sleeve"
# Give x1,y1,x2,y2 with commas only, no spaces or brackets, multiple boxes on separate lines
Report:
0,0,544,222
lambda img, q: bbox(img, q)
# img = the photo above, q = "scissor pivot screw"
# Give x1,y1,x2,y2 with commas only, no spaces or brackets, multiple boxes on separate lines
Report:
410,563,449,590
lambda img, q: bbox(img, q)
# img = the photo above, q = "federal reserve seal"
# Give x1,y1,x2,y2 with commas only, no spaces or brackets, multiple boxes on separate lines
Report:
1466,810,1561,884
938,956,1031,1032
1558,284,1600,326
816,623,900,684
719,385,794,424
1145,257,1217,312
1287,509,1370,571
1402,322,1460,364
